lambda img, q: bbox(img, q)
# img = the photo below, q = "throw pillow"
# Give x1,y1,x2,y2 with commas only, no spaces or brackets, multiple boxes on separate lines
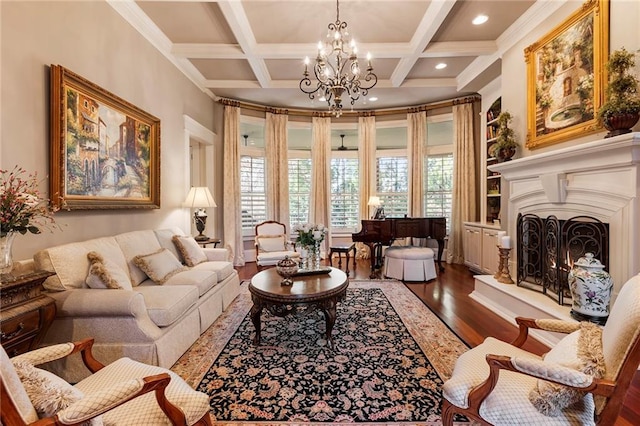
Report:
529,322,605,416
12,359,102,425
133,248,187,284
256,234,287,252
172,235,207,267
85,252,132,290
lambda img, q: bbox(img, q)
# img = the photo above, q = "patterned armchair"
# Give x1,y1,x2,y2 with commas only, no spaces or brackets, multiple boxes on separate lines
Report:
254,220,300,271
442,273,640,425
0,338,212,425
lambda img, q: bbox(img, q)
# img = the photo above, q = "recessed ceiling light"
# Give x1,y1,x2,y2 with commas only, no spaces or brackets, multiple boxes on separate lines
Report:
319,96,327,102
369,97,378,102
473,14,488,25
435,63,447,70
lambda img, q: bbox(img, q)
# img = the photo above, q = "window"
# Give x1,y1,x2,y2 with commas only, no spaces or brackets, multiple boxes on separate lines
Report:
240,154,266,232
288,157,311,228
424,154,453,232
331,155,359,230
376,154,408,218
424,115,453,233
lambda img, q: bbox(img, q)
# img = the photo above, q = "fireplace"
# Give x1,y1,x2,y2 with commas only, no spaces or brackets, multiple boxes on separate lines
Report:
516,213,609,306
469,133,639,347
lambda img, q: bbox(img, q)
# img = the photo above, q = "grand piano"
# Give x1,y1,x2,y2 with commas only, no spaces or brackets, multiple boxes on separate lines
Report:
352,217,447,275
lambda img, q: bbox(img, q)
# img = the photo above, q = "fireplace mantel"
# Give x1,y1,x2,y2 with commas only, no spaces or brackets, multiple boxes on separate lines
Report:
470,133,639,345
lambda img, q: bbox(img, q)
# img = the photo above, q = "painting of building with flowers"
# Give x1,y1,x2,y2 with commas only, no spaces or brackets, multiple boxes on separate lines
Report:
50,65,160,209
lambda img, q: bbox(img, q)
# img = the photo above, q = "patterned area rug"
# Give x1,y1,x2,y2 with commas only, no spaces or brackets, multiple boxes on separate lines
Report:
172,280,469,425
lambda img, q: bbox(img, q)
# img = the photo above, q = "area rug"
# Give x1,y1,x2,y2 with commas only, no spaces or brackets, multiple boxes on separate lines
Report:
172,280,469,425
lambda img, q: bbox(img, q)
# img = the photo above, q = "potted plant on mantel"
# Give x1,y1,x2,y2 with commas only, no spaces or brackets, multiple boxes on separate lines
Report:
488,111,517,162
598,47,640,138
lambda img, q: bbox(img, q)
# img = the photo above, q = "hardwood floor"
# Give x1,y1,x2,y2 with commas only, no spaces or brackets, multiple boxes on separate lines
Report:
235,258,640,425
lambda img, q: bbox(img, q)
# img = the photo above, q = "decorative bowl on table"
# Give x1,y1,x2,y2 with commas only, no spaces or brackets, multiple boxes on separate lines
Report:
276,256,298,286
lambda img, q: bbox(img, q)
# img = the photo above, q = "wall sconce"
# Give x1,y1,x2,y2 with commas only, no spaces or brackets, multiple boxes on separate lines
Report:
183,187,217,241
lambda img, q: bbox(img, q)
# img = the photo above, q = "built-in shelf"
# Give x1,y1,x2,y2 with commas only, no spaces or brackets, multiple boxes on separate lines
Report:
485,97,501,223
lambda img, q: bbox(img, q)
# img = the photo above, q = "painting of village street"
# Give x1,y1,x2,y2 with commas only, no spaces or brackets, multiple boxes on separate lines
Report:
533,11,594,138
64,86,152,201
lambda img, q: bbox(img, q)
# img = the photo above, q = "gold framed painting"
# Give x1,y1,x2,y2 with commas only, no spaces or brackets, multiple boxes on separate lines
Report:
525,0,609,149
50,65,161,210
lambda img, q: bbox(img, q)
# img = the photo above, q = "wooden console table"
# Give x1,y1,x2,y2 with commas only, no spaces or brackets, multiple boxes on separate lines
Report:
1,270,56,357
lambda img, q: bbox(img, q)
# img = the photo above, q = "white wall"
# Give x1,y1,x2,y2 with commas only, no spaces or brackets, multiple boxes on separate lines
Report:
1,1,216,260
501,0,640,157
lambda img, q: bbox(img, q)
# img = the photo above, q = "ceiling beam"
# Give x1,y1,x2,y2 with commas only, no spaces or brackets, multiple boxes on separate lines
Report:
217,1,272,88
390,0,457,88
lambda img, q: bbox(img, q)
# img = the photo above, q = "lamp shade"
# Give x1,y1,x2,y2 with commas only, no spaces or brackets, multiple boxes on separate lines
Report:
367,196,381,207
183,187,216,209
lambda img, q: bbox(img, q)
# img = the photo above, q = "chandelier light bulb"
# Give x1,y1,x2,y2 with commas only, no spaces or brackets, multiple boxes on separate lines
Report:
366,52,372,61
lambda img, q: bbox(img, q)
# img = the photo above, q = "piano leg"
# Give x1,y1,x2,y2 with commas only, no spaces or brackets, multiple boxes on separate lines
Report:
436,239,445,272
365,243,382,279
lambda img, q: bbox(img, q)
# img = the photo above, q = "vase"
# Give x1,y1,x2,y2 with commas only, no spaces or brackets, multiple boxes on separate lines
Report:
313,240,321,270
603,112,640,138
0,231,17,275
496,146,516,162
567,253,613,325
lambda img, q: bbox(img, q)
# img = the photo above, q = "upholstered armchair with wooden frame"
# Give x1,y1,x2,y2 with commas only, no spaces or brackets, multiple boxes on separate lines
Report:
442,273,640,425
1,338,212,426
254,220,300,271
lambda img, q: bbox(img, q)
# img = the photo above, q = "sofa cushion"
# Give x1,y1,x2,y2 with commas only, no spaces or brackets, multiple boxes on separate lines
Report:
257,250,298,262
154,228,186,261
133,249,187,284
85,252,133,290
191,261,235,281
163,269,218,296
115,230,162,286
134,285,199,327
34,237,127,291
172,235,207,267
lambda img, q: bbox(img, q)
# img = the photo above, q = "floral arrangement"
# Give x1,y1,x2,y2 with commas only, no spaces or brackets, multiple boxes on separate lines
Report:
293,223,327,247
1,166,58,237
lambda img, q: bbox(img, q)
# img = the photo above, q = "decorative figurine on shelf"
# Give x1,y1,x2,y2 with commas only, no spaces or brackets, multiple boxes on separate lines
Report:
568,253,613,325
276,256,298,286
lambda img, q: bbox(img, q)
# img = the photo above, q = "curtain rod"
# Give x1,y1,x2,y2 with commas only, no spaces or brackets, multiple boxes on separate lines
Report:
217,95,480,118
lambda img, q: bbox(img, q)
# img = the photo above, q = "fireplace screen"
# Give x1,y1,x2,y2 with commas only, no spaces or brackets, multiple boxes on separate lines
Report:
516,214,609,306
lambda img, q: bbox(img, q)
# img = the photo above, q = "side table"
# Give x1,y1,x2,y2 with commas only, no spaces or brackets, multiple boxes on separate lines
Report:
1,270,56,357
196,238,221,248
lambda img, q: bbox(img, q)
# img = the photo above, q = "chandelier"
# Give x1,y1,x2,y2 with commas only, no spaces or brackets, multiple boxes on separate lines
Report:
299,0,377,117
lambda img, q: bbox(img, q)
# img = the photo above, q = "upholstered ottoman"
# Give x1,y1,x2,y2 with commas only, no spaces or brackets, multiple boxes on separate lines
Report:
384,246,437,282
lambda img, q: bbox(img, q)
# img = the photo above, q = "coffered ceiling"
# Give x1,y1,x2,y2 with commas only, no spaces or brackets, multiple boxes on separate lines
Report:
108,0,566,113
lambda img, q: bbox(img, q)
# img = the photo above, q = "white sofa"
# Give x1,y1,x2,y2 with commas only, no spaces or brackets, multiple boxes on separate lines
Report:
33,228,240,383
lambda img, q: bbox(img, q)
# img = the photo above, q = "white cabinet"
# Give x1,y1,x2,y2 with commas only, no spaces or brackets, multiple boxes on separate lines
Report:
463,222,501,275
481,228,500,274
463,225,482,271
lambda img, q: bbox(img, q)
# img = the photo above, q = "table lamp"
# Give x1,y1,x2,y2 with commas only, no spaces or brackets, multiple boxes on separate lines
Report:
183,187,217,241
367,196,383,219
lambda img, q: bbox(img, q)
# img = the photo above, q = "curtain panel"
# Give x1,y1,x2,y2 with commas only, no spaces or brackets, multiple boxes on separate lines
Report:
310,116,332,254
265,111,290,227
357,115,376,259
222,104,245,266
447,102,476,264
408,111,426,218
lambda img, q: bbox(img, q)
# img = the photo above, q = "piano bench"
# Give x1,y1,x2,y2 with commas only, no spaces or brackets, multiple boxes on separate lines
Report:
329,243,357,275
384,246,437,282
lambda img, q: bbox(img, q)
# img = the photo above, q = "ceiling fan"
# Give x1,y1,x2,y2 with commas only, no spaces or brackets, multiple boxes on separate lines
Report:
338,134,355,151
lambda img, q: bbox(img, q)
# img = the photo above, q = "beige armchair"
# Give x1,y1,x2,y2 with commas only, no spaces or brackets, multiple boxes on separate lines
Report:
442,273,640,425
0,338,212,425
254,220,300,271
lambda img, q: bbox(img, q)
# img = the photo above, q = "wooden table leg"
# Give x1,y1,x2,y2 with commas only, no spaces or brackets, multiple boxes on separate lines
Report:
250,296,263,345
344,250,350,275
322,298,338,350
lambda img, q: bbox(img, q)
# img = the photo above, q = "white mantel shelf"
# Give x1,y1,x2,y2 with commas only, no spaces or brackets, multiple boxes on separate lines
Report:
489,132,640,180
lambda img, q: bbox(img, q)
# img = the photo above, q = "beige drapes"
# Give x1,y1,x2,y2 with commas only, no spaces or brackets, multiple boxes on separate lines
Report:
357,115,376,258
310,116,332,253
408,111,426,217
447,103,476,264
222,104,245,266
265,111,290,227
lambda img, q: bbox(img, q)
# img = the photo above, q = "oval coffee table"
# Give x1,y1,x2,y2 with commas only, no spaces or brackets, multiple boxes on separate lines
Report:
248,267,348,349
